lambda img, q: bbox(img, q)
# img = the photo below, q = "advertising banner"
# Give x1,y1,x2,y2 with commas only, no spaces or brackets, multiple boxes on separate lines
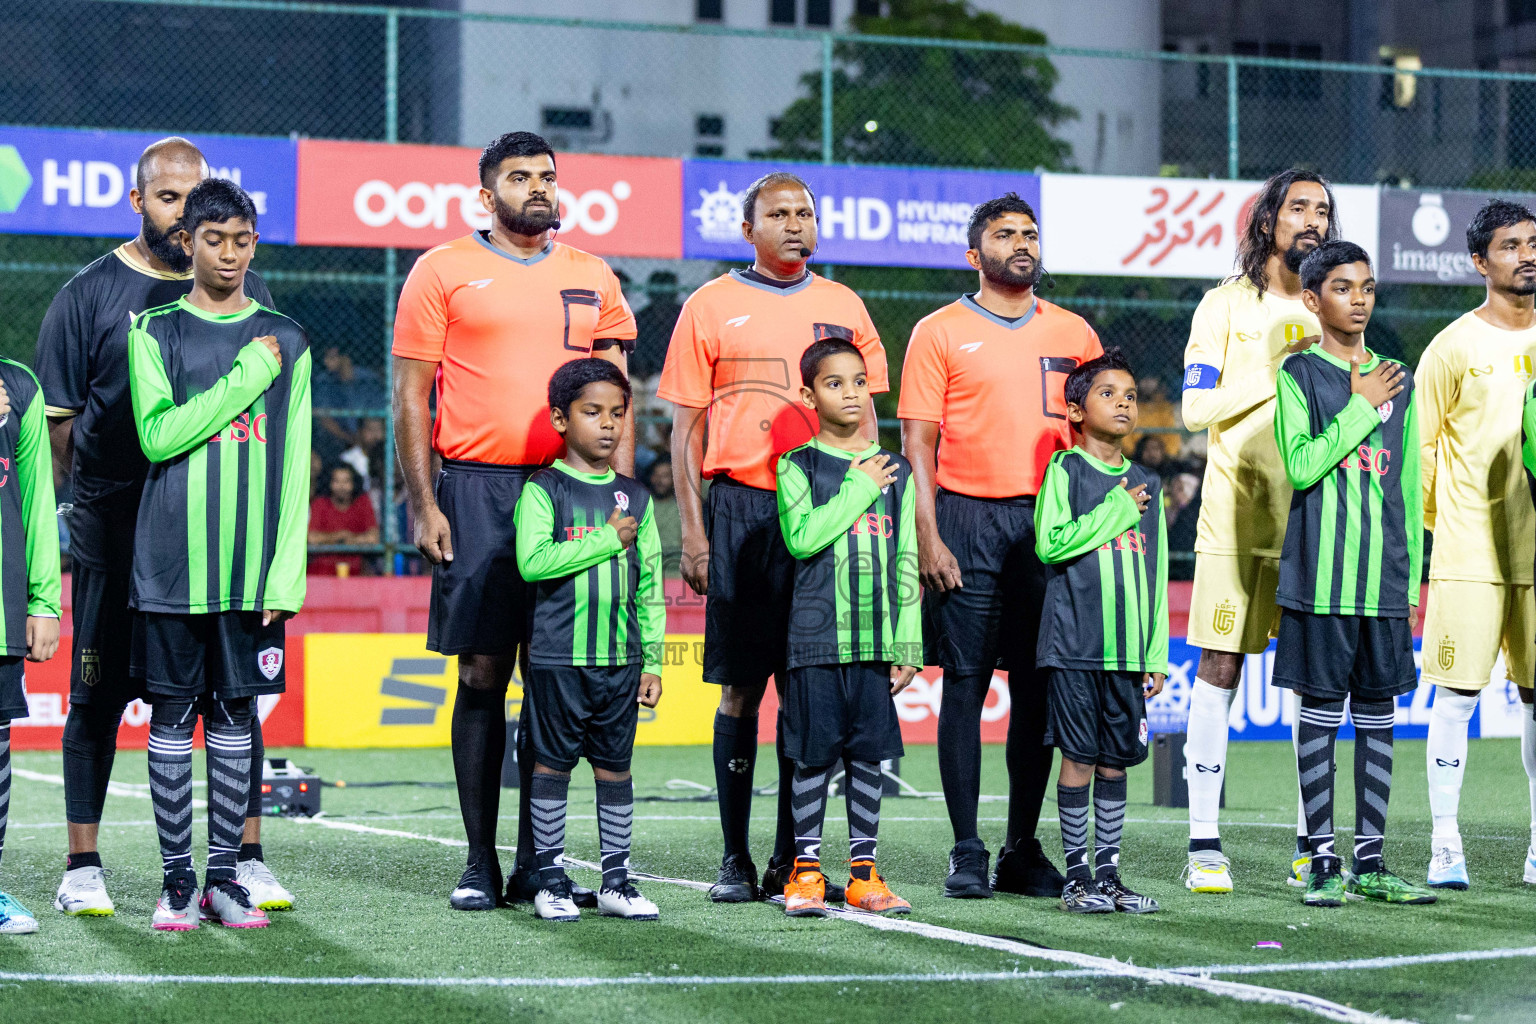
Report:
1378,187,1536,284
0,125,297,244
681,158,1040,269
1038,173,1379,280
295,139,682,257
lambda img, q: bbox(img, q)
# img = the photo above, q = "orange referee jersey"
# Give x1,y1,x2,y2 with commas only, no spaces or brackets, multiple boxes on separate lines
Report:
391,233,637,465
898,294,1102,498
658,270,888,491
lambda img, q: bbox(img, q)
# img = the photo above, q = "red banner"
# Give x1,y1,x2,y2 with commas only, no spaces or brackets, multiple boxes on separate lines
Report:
295,139,682,256
755,667,1012,746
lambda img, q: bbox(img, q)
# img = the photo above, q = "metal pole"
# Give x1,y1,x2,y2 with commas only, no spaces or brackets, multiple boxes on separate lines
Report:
383,9,400,573
821,33,835,282
1226,54,1239,179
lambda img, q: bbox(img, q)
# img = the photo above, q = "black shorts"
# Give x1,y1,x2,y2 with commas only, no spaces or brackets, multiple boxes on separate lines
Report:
0,656,26,721
428,459,537,657
135,611,287,700
1271,609,1417,702
703,477,793,687
1045,669,1149,769
66,485,142,574
781,661,905,768
923,490,1046,674
525,663,640,773
68,562,145,708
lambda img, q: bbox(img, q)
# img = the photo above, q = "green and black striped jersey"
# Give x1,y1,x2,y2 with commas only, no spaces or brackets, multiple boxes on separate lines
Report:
0,359,62,654
1034,449,1168,674
1520,377,1536,586
1274,347,1421,617
127,296,312,615
775,440,920,669
514,461,664,674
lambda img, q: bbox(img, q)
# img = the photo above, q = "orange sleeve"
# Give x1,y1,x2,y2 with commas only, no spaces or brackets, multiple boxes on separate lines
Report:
390,255,449,362
656,300,716,409
896,319,948,423
1083,320,1105,361
854,300,890,394
595,263,638,341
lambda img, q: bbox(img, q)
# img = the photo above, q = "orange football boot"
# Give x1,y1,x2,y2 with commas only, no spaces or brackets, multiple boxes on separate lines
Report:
844,864,911,915
783,868,829,918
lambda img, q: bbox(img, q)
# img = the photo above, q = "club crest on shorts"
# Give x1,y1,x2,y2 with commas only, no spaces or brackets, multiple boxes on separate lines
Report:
1138,718,1148,744
258,646,284,681
614,490,630,512
1212,600,1236,636
1437,636,1455,672
80,648,100,687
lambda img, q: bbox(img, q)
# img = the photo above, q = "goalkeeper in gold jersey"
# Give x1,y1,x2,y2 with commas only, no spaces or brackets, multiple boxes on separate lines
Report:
1419,199,1536,890
1179,170,1336,895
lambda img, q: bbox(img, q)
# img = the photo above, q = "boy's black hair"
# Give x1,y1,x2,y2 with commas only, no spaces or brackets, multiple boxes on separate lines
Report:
479,131,556,189
1299,239,1372,294
799,338,864,387
1467,198,1536,258
967,192,1038,251
548,357,631,416
742,171,817,224
180,177,257,234
1064,347,1135,411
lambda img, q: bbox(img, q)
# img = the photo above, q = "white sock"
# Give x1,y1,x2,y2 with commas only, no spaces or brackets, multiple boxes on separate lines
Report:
1426,687,1479,848
1289,689,1306,843
1185,678,1236,844
1521,706,1536,849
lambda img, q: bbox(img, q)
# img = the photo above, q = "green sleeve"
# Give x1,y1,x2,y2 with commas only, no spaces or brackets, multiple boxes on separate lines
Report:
635,501,665,676
1033,457,1141,564
1148,503,1169,673
1274,368,1380,490
16,379,60,617
1524,380,1536,480
892,472,921,667
513,481,623,581
128,324,281,463
776,456,883,560
265,348,311,613
1402,391,1423,608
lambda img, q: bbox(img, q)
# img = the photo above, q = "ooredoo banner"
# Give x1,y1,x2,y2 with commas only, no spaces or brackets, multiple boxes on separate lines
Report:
0,125,297,244
1038,173,1380,279
295,139,682,257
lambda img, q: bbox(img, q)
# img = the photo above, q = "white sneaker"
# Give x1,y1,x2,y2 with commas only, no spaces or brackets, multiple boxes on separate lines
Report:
534,877,580,922
236,859,294,911
1183,851,1234,894
1427,845,1470,890
1523,844,1536,885
199,879,270,928
0,891,39,934
597,881,659,920
1286,852,1312,889
54,865,115,917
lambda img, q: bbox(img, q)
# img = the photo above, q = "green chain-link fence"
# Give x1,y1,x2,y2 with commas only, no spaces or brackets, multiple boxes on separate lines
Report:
2,0,1533,573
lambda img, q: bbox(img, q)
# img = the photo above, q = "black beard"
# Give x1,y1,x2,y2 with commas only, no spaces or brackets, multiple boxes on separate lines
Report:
143,214,191,273
1511,275,1536,297
1282,235,1321,273
979,250,1042,289
492,193,560,236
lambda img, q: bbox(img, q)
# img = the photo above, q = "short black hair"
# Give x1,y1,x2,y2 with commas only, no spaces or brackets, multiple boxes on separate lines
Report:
967,192,1037,251
180,177,257,234
479,131,556,189
799,338,864,387
1467,198,1536,258
1299,239,1372,294
742,171,816,224
548,358,631,416
1064,347,1135,411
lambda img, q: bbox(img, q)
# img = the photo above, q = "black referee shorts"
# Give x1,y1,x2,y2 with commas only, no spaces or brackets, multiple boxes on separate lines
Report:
0,656,26,721
780,661,904,768
923,489,1045,674
135,610,287,701
703,476,793,688
428,458,538,657
1271,609,1418,702
525,663,641,773
1045,668,1149,769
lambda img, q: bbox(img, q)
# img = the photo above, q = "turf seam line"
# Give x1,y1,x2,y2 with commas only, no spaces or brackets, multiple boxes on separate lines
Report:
0,969,1080,988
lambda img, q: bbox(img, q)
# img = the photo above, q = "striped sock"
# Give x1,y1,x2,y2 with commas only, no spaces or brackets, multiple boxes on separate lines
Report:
148,700,197,881
844,759,883,880
1297,696,1345,871
1351,700,1396,874
790,763,832,876
204,699,254,884
595,778,634,891
0,722,10,873
1093,773,1127,881
529,771,570,885
1057,783,1091,881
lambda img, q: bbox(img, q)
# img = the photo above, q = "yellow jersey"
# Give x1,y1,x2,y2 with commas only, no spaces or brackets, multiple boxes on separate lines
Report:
1181,278,1318,557
1417,310,1536,584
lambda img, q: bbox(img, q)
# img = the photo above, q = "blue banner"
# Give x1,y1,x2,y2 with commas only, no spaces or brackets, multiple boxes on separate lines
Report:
0,126,296,244
682,159,1040,268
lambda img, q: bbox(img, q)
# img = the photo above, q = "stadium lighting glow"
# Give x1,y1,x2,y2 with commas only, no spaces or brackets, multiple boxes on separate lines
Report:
864,120,878,132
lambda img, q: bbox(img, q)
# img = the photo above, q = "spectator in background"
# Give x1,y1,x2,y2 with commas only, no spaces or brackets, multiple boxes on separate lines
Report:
631,271,683,457
1132,434,1170,478
309,462,378,576
313,345,385,459
1165,470,1202,582
1125,373,1182,457
340,416,387,497
310,449,324,499
645,456,682,578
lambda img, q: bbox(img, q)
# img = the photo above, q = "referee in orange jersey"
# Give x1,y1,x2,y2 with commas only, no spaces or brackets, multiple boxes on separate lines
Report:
899,193,1101,900
392,131,637,912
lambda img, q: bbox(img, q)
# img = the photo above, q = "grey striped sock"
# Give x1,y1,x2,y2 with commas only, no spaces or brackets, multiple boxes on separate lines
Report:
529,772,570,883
1057,783,1091,881
1351,700,1396,873
1093,773,1127,880
1298,696,1346,867
595,778,634,890
845,759,883,878
148,701,197,880
791,764,832,873
0,723,10,871
204,699,253,883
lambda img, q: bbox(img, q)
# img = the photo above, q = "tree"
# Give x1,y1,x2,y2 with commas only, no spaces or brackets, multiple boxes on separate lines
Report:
759,0,1076,169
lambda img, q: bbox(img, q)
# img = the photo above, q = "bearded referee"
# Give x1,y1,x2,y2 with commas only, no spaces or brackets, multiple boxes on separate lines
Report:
899,193,1100,899
392,131,636,911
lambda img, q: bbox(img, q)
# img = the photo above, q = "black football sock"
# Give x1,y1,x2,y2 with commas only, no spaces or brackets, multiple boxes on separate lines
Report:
1057,782,1092,881
1297,696,1345,870
0,723,9,873
239,843,264,864
204,698,253,884
245,712,266,820
937,667,988,844
1004,670,1055,852
1351,700,1396,875
595,778,634,891
66,852,103,872
790,763,832,876
62,701,125,827
845,759,883,880
529,771,570,885
148,699,198,883
713,711,758,861
514,702,536,877
451,682,507,879
1092,773,1127,881
772,710,797,866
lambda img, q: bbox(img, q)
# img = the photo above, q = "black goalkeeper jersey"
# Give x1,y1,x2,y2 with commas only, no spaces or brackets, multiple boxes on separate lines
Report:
127,296,310,615
34,244,272,570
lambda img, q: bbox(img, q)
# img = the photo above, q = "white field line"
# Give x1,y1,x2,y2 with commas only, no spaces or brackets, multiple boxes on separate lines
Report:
13,767,206,808
1169,946,1536,976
